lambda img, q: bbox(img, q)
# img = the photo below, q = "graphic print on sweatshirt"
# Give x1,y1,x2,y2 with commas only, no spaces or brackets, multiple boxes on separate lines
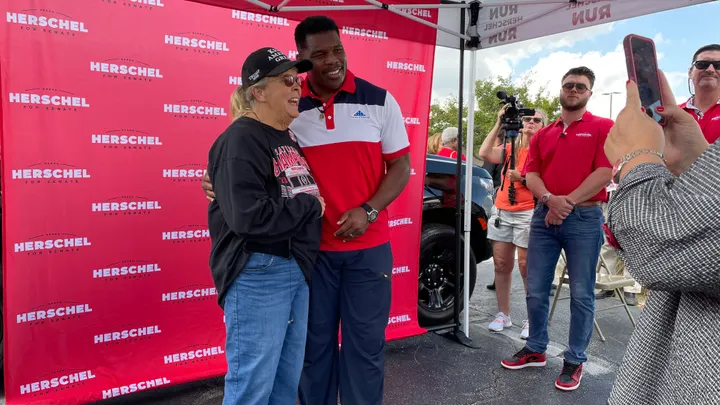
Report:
272,139,320,199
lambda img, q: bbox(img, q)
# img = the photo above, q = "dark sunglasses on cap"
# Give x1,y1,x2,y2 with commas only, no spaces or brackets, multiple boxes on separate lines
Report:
523,117,543,124
562,82,589,93
693,60,720,70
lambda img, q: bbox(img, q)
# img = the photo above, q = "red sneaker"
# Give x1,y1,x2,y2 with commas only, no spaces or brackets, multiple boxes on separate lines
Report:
500,347,547,370
555,360,583,391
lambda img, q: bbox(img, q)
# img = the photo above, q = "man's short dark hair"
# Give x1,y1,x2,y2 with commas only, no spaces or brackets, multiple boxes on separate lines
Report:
692,44,720,62
294,16,340,49
562,66,595,89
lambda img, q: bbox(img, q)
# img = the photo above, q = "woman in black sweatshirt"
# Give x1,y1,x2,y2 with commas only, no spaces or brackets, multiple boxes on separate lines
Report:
206,48,324,405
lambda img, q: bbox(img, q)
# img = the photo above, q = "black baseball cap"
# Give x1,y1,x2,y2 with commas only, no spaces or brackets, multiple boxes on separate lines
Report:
241,47,313,89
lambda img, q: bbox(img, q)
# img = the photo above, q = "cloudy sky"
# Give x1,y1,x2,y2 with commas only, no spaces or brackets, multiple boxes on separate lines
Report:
429,1,719,120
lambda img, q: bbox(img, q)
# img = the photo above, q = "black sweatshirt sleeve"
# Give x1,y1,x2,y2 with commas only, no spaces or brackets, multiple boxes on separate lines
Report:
211,130,321,241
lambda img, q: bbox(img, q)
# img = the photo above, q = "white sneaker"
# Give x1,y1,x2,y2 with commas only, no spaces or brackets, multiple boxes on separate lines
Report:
520,320,529,340
488,312,512,332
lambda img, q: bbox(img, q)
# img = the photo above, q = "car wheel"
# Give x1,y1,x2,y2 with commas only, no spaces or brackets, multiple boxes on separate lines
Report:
417,222,477,328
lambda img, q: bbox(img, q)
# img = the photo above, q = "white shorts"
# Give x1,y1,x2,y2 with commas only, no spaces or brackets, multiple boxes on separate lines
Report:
487,206,533,248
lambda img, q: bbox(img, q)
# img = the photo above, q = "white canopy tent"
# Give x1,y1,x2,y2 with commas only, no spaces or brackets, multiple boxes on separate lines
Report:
189,0,715,342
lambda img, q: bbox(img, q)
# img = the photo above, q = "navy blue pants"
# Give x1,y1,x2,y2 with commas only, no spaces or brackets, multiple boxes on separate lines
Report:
298,242,393,405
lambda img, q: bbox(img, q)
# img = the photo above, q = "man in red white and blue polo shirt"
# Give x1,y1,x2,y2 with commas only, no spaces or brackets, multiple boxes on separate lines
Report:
292,16,411,405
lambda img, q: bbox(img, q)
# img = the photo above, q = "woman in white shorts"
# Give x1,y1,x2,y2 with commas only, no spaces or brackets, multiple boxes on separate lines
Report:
479,106,546,339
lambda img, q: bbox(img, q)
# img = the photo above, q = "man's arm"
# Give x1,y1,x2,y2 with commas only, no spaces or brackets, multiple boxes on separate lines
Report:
522,133,573,219
566,168,612,204
367,154,411,211
608,142,720,296
335,91,411,239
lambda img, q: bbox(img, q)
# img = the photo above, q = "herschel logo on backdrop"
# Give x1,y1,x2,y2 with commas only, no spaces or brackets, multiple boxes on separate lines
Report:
14,232,92,256
341,24,388,43
164,99,227,120
91,196,163,216
19,369,96,398
92,260,162,281
6,9,88,36
90,58,164,82
92,128,163,150
162,284,217,304
99,0,166,11
231,9,290,30
162,225,210,244
94,323,162,346
16,301,94,325
164,344,225,366
164,32,230,55
11,162,91,185
8,88,90,112
102,377,172,400
162,163,207,183
386,59,426,75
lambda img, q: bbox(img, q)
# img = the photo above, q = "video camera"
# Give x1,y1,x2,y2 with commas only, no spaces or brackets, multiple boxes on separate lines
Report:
497,91,536,137
496,91,535,206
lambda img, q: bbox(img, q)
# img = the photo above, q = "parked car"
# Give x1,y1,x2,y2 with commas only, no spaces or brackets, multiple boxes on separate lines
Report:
418,153,495,327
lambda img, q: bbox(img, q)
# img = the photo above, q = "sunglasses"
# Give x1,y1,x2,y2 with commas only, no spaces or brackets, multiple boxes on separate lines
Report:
562,82,590,93
522,117,543,124
276,75,303,87
693,60,720,70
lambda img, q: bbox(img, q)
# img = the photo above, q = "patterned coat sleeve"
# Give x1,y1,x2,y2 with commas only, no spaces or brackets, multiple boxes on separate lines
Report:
607,141,720,296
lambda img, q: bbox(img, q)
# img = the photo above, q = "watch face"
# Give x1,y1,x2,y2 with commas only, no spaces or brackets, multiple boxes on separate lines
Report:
368,210,378,222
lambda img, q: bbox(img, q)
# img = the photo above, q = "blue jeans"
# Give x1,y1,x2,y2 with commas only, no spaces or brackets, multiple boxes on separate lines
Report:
525,204,604,364
299,242,393,405
223,253,309,405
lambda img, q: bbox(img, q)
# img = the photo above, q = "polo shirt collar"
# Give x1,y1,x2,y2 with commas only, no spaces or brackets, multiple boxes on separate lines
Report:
683,96,720,117
551,110,593,128
301,70,356,100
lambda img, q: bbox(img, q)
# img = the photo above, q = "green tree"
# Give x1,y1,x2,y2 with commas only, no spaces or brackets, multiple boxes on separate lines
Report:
430,72,561,156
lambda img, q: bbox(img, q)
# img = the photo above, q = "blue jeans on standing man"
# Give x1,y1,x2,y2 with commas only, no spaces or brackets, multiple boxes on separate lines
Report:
223,253,309,405
525,204,604,364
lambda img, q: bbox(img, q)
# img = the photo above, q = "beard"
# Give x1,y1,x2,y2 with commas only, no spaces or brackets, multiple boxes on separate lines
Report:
560,95,589,111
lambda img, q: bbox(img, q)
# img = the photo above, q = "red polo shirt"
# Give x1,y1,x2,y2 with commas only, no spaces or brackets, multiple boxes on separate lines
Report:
522,111,613,202
680,97,720,144
436,147,466,161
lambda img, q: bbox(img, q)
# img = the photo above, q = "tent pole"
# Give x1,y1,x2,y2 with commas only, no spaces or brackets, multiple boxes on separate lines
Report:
452,1,465,338
439,0,482,349
462,47,476,338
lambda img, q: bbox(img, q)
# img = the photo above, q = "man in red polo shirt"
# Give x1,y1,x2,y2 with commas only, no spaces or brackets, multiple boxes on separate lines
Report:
680,44,720,144
500,66,613,392
436,127,467,161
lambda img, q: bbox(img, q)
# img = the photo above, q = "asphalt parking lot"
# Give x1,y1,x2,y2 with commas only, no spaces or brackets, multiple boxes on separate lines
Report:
2,258,641,405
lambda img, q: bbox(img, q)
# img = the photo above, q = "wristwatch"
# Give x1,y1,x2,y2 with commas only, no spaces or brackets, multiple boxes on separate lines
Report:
538,192,552,206
361,203,379,223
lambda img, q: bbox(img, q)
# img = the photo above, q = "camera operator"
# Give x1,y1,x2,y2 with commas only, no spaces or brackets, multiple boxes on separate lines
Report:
500,67,614,393
479,103,547,339
605,71,718,405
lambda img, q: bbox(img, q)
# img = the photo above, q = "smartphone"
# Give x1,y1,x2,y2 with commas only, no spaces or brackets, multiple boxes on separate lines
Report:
623,34,665,125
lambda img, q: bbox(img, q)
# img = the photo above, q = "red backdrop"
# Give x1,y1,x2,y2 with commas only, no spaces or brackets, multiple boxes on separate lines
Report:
0,0,437,403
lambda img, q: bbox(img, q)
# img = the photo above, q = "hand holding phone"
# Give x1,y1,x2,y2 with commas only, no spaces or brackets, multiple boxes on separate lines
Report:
623,34,665,125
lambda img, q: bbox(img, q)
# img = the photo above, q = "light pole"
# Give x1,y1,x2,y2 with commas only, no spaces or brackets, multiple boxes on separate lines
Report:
602,91,621,118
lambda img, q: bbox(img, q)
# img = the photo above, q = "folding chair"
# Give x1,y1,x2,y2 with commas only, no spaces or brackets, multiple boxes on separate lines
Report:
548,250,637,342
